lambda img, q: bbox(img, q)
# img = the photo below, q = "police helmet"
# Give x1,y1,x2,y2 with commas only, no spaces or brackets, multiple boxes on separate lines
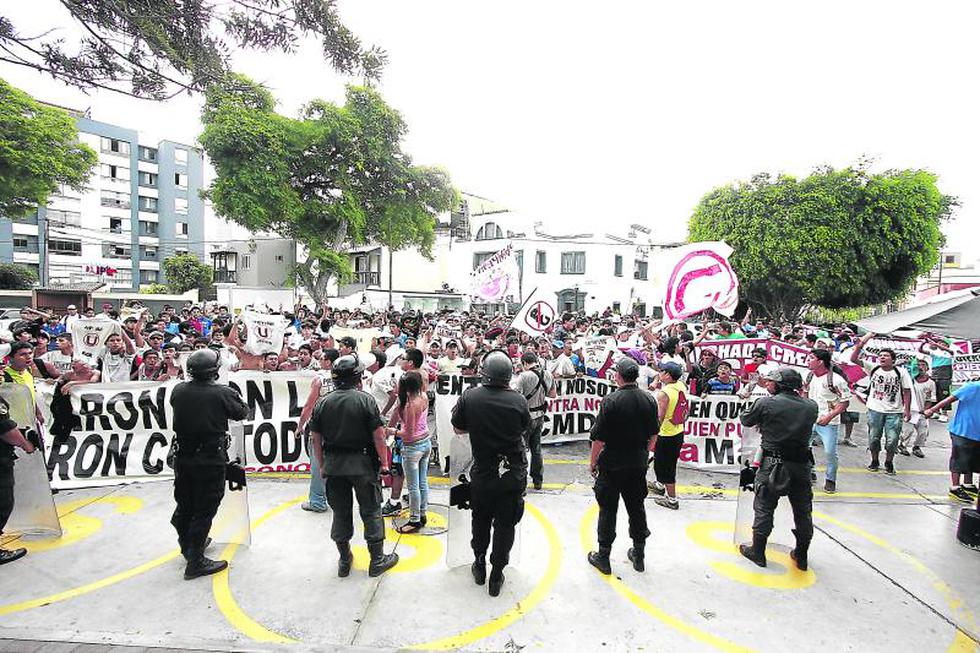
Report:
332,355,364,387
186,348,220,380
481,350,513,387
761,367,803,391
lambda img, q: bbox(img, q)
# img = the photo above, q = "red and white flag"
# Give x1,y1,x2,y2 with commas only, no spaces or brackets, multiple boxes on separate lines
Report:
661,242,739,321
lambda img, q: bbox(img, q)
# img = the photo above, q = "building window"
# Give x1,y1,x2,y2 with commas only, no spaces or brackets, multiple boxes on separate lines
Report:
140,270,159,284
241,254,251,270
557,288,585,313
140,246,157,260
13,235,39,253
275,254,283,262
475,221,504,241
560,251,586,275
101,137,130,155
101,190,130,209
174,148,188,165
473,252,495,270
175,197,188,215
101,164,130,182
109,217,124,233
138,220,158,236
633,260,648,280
614,255,623,277
49,238,82,256
535,250,546,273
138,196,158,212
174,172,188,188
945,255,956,264
612,301,621,313
634,302,647,317
103,243,131,259
176,222,188,236
138,171,157,187
46,209,81,227
138,146,157,162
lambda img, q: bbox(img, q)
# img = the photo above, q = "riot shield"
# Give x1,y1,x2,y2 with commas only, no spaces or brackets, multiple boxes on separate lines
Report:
734,425,795,552
0,384,60,538
446,433,521,567
209,421,251,546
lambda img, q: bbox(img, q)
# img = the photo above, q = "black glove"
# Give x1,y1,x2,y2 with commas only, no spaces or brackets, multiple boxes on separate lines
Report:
739,464,757,492
226,459,246,491
449,476,471,510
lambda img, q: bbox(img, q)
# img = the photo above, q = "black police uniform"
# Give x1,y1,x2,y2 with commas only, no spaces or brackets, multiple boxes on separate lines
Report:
312,386,387,549
739,389,818,562
0,408,20,552
450,384,530,572
169,379,248,563
590,382,659,557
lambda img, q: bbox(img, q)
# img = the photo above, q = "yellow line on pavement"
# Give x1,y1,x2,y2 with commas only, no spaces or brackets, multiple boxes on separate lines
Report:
578,504,754,653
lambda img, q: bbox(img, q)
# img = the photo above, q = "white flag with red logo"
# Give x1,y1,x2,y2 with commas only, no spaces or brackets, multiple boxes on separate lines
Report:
70,317,122,363
241,311,287,355
661,242,740,321
512,288,557,337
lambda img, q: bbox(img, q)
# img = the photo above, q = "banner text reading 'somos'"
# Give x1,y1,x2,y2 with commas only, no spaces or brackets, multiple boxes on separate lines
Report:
44,371,315,488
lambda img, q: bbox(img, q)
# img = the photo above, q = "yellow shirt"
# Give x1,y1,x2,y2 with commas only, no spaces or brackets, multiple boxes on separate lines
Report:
4,365,35,403
659,380,687,437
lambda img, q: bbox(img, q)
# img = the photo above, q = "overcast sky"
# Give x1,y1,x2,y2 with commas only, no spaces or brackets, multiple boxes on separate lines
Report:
4,0,979,254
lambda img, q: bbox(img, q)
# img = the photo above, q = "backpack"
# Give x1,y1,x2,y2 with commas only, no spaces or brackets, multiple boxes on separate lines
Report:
670,388,690,425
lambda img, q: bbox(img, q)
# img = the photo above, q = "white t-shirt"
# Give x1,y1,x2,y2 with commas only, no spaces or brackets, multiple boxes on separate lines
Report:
370,366,403,417
909,376,937,422
549,354,576,377
862,361,913,414
41,350,74,376
99,350,136,383
806,370,852,425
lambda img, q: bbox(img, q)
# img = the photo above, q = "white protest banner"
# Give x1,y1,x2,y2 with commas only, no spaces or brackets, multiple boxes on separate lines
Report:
435,323,462,342
582,336,618,379
43,371,314,489
859,336,923,366
330,325,381,354
70,317,121,363
470,242,520,303
694,337,810,374
954,353,980,384
678,394,754,471
662,241,740,321
512,288,557,338
240,311,287,355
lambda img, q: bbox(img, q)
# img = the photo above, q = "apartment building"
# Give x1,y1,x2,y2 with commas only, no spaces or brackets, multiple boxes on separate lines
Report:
0,107,206,290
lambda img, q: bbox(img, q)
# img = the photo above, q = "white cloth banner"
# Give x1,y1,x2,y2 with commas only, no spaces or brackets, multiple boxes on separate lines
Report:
954,353,980,385
661,241,740,321
329,325,381,354
70,317,122,363
512,288,557,337
240,311,287,355
470,243,520,302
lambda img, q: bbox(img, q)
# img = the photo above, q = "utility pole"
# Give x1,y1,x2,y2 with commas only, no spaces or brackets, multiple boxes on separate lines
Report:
388,247,393,310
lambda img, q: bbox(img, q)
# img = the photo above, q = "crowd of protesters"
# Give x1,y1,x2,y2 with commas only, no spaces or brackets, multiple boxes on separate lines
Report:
0,299,977,509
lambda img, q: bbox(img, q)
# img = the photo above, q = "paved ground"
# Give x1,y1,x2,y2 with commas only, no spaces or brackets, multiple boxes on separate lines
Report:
1,421,978,653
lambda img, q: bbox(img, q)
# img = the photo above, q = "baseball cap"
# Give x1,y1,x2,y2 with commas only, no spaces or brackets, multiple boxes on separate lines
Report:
66,304,77,310
658,361,683,380
614,356,639,377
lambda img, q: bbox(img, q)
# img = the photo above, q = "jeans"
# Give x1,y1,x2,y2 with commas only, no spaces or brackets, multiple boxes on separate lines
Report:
868,410,903,455
402,438,432,521
307,435,327,510
523,416,545,485
813,423,839,481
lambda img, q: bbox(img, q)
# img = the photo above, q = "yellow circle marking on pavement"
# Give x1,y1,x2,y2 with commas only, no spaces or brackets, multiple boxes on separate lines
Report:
19,496,143,554
351,511,446,574
813,511,979,653
213,498,563,650
685,521,815,590
578,504,754,653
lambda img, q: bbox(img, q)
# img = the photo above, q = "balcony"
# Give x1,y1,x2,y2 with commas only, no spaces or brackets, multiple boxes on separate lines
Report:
337,270,380,297
214,269,237,283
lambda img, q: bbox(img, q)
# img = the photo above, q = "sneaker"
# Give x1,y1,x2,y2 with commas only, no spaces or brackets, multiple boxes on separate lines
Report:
867,462,880,472
963,484,979,497
824,479,837,494
301,501,328,513
949,486,974,504
647,480,666,496
381,500,402,517
911,446,925,458
841,439,858,448
884,462,896,476
897,444,910,456
938,414,949,423
654,495,679,510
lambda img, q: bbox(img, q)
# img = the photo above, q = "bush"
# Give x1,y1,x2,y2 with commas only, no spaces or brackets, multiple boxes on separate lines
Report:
0,263,38,290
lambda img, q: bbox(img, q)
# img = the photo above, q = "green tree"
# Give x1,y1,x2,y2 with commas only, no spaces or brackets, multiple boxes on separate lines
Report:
162,253,213,294
0,262,37,289
200,75,457,304
0,1,385,100
0,78,97,218
688,164,956,322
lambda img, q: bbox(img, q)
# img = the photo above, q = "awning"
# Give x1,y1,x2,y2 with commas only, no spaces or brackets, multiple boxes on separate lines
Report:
857,288,980,339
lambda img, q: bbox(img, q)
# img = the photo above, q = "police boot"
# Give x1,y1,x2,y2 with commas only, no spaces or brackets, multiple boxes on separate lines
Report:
367,542,399,577
488,566,505,597
627,544,645,572
738,533,768,568
588,546,612,575
179,536,212,561
790,529,810,572
337,541,353,578
471,554,487,585
0,548,27,565
183,554,228,580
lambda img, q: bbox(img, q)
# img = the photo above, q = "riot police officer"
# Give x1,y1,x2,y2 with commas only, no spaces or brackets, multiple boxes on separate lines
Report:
310,355,398,578
587,357,659,574
0,397,33,565
450,350,530,597
738,367,818,570
170,348,248,580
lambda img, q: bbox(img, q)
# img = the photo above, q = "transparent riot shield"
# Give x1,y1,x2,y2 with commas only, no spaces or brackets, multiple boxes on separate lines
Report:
446,433,521,567
1,385,60,538
734,425,795,552
209,421,251,546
